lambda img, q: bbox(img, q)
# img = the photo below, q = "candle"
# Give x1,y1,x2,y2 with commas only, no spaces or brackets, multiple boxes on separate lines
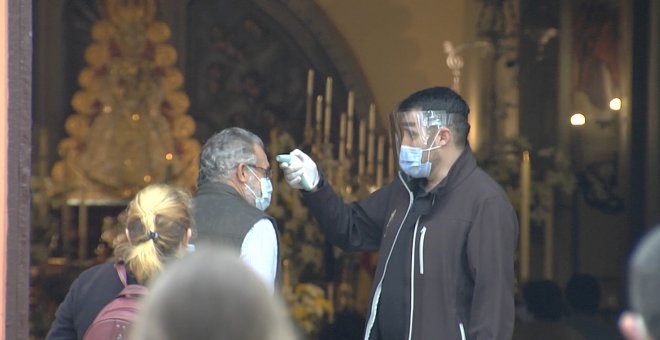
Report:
339,113,346,163
358,119,366,176
327,283,335,324
347,91,355,155
38,127,49,178
305,69,315,142
368,103,376,131
376,135,385,187
270,129,279,207
282,258,291,296
519,150,531,283
367,104,376,175
315,95,323,150
306,69,314,96
544,192,554,279
78,194,88,261
324,77,333,144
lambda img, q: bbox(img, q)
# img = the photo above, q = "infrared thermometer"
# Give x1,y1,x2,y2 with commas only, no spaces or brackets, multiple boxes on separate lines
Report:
276,154,312,191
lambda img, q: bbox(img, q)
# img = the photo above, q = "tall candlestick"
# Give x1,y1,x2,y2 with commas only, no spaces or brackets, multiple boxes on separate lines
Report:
270,129,279,207
367,104,376,175
346,91,355,155
324,77,333,145
358,119,366,176
282,258,291,296
306,69,314,96
315,95,323,152
544,191,554,279
339,113,347,163
305,69,315,143
38,127,49,179
78,193,88,261
376,135,385,187
368,103,376,131
519,150,531,283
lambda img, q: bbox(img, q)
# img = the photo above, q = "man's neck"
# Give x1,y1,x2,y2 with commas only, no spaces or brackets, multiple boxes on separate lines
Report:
424,145,463,191
225,178,248,201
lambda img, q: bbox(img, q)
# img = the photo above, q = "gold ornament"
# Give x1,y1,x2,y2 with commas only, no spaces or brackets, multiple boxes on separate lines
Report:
84,43,109,67
173,116,196,139
71,91,94,114
91,21,115,41
154,44,177,66
64,114,90,139
146,21,170,42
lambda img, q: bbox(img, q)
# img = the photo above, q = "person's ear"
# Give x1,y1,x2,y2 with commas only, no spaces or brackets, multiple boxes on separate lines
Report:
619,311,649,340
236,163,250,183
437,127,452,147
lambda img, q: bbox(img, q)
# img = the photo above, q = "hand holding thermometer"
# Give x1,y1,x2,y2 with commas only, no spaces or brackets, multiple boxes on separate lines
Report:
276,154,312,191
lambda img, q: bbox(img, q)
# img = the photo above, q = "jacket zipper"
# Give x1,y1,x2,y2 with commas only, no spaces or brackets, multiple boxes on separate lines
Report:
363,173,415,340
459,322,466,340
419,226,427,275
408,218,421,340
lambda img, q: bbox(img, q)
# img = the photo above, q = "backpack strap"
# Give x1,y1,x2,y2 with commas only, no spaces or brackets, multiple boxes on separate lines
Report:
114,262,128,287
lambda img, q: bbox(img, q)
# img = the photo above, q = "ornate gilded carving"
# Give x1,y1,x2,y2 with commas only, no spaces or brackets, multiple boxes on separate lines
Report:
51,0,200,201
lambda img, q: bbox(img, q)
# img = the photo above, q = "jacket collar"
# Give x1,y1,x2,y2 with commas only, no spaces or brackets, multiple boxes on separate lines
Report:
197,181,245,200
403,144,477,196
431,144,477,194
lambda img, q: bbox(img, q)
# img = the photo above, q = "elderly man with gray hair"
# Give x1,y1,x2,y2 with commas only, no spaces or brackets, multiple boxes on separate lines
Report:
193,127,278,291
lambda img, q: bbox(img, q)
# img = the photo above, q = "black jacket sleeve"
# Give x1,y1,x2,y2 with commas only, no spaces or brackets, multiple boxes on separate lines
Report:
301,175,394,251
466,195,519,340
46,277,80,340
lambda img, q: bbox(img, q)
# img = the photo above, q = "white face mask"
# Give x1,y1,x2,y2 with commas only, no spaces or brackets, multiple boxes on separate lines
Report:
244,167,273,211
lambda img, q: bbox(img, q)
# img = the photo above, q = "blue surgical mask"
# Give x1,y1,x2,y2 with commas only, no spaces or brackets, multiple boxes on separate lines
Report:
399,144,441,178
245,167,273,211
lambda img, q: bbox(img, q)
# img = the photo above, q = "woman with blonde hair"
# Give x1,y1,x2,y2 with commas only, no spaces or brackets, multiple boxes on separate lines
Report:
46,184,194,340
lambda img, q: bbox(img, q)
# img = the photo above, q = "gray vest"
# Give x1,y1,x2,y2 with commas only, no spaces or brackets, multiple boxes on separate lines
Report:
193,181,277,253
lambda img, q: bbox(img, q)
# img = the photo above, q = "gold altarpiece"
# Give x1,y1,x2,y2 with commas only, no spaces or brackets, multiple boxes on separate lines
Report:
51,0,200,203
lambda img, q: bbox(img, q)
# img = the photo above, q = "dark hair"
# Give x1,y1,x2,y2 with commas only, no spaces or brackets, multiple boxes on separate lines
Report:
397,86,470,146
523,280,564,321
197,127,264,186
628,226,660,339
565,274,601,313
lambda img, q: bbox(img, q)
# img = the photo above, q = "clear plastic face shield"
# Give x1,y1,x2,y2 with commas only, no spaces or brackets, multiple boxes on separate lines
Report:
389,109,461,151
389,110,462,178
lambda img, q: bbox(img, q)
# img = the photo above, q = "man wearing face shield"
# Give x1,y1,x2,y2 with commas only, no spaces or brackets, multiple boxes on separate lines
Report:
279,87,518,339
193,127,278,292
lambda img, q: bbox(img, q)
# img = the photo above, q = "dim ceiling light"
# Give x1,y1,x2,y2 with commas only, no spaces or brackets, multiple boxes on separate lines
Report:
609,98,622,111
570,113,586,126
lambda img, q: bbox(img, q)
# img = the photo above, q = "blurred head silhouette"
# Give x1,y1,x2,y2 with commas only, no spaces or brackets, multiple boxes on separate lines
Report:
565,273,602,314
522,280,564,321
620,226,660,340
131,247,297,340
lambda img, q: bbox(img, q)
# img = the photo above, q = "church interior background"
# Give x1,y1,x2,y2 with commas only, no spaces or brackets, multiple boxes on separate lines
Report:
17,0,659,338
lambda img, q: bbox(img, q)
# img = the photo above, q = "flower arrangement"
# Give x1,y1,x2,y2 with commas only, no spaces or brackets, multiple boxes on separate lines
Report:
287,283,333,338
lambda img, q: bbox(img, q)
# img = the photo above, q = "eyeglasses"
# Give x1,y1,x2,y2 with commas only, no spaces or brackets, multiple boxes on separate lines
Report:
246,164,272,179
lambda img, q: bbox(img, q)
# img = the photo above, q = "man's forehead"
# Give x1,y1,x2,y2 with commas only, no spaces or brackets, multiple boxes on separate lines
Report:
398,114,422,127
